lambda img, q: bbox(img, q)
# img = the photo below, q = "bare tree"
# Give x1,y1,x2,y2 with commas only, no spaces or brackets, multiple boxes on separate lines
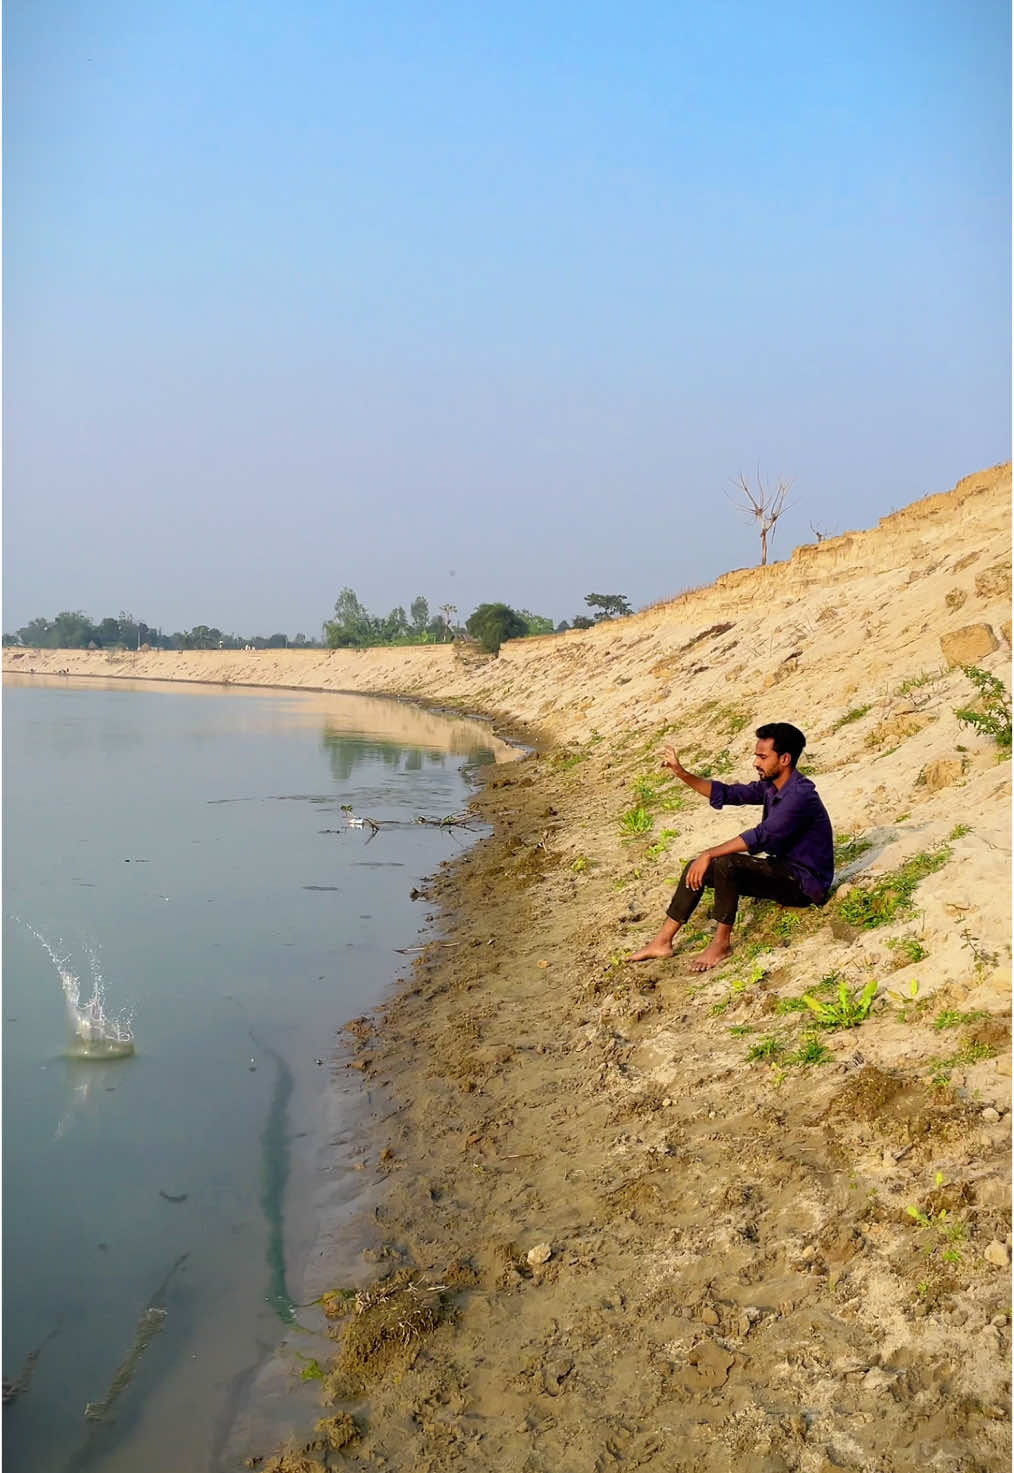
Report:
808,520,826,542
729,471,793,566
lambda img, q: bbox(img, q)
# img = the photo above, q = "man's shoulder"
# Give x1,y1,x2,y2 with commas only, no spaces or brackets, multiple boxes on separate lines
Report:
788,769,828,806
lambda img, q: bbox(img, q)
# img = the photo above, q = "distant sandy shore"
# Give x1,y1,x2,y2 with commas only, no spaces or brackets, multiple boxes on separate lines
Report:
6,462,1012,1471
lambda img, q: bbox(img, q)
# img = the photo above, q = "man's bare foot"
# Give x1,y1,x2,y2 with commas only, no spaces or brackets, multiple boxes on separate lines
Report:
687,943,732,972
629,936,675,962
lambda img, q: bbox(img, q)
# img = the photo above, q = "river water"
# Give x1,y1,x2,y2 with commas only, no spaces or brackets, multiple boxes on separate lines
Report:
2,675,506,1472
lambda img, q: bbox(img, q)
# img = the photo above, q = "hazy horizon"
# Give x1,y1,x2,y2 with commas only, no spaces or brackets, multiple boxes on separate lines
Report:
4,1,1010,635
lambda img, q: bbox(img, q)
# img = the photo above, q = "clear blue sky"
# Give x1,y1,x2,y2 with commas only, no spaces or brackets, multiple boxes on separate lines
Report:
4,0,1010,636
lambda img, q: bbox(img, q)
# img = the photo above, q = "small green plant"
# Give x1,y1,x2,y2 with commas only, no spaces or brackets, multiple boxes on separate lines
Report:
678,926,710,950
773,911,803,943
948,823,971,841
620,805,654,837
802,977,878,1030
713,747,734,774
646,828,679,861
746,1036,783,1061
887,935,928,964
632,774,660,804
832,705,871,732
960,927,999,977
906,1174,968,1263
727,1023,754,1036
658,788,688,813
785,1034,833,1066
955,666,1012,749
834,832,873,867
730,959,768,994
837,846,951,929
571,856,588,873
933,1008,986,1031
555,748,589,771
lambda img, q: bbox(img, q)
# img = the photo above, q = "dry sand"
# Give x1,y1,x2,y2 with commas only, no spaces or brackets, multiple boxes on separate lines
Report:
7,462,1012,1472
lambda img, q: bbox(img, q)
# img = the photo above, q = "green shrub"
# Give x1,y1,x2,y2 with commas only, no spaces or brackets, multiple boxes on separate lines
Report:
465,602,528,653
955,666,1011,749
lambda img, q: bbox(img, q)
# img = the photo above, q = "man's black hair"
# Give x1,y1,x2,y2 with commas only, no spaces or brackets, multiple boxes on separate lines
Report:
756,722,806,767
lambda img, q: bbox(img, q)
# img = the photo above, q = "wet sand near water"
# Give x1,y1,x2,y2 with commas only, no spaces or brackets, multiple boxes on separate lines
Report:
252,739,1010,1473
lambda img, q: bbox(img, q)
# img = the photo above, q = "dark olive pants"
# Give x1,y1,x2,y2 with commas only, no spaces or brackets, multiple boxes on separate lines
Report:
666,853,816,928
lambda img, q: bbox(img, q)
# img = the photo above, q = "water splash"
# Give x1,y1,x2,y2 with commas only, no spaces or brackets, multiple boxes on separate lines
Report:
20,923,135,1058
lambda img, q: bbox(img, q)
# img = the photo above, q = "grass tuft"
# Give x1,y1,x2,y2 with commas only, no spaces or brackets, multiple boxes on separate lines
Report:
832,705,871,731
785,1034,833,1066
746,1036,783,1061
837,847,951,929
834,832,873,867
933,1009,987,1032
886,935,928,965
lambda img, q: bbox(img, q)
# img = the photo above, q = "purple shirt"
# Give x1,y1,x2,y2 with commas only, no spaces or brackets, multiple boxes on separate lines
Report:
709,768,834,903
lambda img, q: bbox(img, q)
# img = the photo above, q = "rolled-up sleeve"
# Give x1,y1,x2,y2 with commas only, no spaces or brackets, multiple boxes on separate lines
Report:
710,779,768,810
740,785,815,855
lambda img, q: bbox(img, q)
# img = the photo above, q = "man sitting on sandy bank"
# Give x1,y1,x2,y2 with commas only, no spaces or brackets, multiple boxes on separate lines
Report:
630,722,833,972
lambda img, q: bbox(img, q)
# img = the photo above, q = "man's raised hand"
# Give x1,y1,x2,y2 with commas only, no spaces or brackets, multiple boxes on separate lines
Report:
661,746,683,774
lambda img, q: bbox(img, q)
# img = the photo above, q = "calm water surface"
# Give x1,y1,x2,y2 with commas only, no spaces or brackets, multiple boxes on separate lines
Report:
3,676,504,1472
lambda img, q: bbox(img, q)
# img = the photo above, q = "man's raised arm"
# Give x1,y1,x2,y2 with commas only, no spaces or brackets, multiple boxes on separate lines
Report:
661,747,712,799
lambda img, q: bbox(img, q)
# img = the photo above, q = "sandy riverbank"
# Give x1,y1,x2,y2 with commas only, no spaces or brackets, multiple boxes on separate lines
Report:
7,462,1012,1471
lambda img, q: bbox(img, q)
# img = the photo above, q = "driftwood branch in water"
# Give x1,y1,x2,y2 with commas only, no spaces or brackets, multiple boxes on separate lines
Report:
324,811,482,843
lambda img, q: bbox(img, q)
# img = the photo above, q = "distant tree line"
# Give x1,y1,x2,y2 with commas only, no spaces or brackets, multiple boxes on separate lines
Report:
2,610,323,651
3,590,635,657
324,589,633,654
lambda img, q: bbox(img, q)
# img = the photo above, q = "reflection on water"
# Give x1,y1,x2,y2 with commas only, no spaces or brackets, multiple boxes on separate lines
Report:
320,728,454,783
54,1055,136,1143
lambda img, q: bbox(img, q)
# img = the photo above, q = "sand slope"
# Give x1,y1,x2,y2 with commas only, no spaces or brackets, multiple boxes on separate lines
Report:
7,462,1012,1471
